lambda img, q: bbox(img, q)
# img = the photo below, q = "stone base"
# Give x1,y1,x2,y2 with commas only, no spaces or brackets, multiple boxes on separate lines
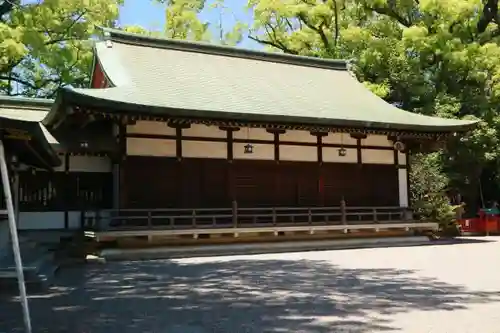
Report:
98,236,444,261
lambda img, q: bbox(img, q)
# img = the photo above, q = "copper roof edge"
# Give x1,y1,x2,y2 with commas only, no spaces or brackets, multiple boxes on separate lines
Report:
0,95,53,109
96,26,348,71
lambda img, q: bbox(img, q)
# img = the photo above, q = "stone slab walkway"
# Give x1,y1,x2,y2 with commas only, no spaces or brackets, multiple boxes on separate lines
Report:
1,237,500,332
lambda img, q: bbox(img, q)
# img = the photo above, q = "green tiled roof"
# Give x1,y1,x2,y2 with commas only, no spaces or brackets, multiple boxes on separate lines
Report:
50,27,477,132
0,96,57,144
0,96,60,169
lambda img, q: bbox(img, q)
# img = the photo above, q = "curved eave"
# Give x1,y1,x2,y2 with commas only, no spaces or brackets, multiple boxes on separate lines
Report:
47,87,478,134
0,117,61,170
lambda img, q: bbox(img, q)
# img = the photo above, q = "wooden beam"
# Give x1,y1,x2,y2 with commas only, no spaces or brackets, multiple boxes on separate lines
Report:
175,127,182,160
63,153,70,229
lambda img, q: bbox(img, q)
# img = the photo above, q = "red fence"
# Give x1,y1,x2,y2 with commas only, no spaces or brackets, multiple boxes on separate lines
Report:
458,210,500,235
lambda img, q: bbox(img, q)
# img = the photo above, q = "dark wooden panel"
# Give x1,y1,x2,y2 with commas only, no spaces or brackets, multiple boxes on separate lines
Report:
123,157,399,209
125,157,231,209
17,171,112,212
367,165,399,206
322,163,398,207
124,156,180,208
200,159,229,208
277,161,319,207
233,160,277,207
276,162,296,206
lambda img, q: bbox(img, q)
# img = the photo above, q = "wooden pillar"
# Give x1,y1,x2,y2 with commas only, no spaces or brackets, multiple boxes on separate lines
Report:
312,131,327,207
350,133,366,165
351,133,366,205
390,135,411,208
117,121,127,210
168,122,190,208
406,148,411,208
220,126,239,206
267,128,285,206
175,125,184,207
63,153,70,229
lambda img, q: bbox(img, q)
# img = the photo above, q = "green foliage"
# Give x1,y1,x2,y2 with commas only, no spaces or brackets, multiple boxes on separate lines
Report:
163,0,210,40
153,0,246,45
0,0,246,97
410,152,456,223
0,0,123,97
247,0,500,207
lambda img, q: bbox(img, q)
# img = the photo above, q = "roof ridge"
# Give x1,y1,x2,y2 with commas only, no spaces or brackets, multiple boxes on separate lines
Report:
98,26,348,71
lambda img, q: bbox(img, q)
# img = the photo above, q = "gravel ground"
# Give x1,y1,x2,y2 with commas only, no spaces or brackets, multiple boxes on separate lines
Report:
2,237,500,333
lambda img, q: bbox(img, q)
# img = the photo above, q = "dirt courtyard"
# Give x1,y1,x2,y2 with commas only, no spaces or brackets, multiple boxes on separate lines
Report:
2,237,500,333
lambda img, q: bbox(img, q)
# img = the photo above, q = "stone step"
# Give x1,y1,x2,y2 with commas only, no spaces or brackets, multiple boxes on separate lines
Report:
99,236,446,261
0,247,60,294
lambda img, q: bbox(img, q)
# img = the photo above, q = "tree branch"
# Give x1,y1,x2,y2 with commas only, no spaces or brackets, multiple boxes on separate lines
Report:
332,0,339,49
0,0,18,18
478,0,499,33
0,75,38,91
365,5,411,27
296,12,330,49
248,35,298,54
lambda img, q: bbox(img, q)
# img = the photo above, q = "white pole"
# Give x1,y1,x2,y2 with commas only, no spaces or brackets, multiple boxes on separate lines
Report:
0,140,32,333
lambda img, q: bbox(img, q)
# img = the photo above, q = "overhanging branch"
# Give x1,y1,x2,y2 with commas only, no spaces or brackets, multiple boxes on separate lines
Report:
365,5,411,27
247,35,298,54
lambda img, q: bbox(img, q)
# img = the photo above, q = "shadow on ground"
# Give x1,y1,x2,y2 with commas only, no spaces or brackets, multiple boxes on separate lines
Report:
1,258,500,333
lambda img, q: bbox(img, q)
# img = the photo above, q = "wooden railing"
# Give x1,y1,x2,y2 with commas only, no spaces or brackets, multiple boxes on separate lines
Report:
83,205,416,231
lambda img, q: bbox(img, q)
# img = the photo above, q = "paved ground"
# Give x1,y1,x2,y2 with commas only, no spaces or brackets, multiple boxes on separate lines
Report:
2,237,500,333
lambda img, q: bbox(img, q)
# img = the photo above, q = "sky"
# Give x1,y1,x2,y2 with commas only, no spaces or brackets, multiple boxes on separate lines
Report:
118,0,259,49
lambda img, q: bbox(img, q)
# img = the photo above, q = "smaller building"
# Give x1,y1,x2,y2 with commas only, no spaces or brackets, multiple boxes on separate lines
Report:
0,101,61,260
0,97,113,231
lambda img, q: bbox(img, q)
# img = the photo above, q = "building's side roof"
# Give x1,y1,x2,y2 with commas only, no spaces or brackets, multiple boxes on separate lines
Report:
48,27,477,133
0,96,60,169
0,96,57,145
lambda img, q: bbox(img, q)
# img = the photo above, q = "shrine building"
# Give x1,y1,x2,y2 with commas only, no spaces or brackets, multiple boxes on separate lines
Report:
1,28,477,245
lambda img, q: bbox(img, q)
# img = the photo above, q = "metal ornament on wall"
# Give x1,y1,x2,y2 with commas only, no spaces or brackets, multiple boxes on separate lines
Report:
244,127,254,154
338,132,347,157
393,140,406,152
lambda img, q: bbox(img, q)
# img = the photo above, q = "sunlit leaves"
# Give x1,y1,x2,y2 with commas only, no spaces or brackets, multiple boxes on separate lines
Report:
0,0,122,97
247,0,500,208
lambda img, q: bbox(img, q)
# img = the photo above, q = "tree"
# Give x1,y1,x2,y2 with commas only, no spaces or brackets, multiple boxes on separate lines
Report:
410,152,456,223
156,0,210,40
0,0,122,97
154,0,246,45
247,0,500,212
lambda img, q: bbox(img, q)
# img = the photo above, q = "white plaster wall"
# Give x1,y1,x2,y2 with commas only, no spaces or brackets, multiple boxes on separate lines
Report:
280,145,317,162
69,155,112,172
127,120,175,135
18,211,112,230
183,141,227,159
362,149,394,164
18,212,65,230
280,130,316,143
124,123,405,165
323,133,357,145
362,134,392,147
398,151,407,165
127,138,176,156
398,168,409,207
323,147,357,163
53,154,112,172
